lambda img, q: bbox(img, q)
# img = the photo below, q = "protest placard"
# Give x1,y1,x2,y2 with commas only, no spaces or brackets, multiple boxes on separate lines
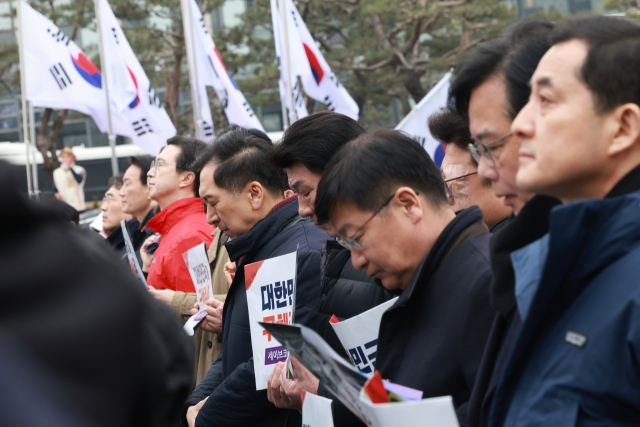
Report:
182,243,214,336
359,388,459,427
246,251,298,390
329,297,398,373
120,219,148,288
301,390,334,427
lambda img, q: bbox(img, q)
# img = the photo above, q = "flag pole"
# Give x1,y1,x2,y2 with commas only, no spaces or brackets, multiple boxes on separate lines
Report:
279,0,295,129
16,0,33,198
181,0,204,140
28,101,40,200
94,0,119,176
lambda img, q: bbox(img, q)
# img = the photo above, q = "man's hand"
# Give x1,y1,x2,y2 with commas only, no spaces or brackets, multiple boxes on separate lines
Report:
148,285,175,307
192,298,224,333
223,261,236,287
186,397,208,427
140,234,157,273
267,357,319,411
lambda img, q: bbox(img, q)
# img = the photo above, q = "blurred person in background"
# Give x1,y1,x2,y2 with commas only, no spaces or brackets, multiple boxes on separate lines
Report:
428,108,512,231
53,147,86,212
103,174,134,259
120,155,156,265
0,159,194,427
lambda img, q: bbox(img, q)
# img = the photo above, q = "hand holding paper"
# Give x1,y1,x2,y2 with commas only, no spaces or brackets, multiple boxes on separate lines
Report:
191,298,224,333
182,243,214,336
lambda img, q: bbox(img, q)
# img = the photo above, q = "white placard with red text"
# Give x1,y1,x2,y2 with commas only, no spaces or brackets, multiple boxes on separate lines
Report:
182,243,213,336
120,219,148,288
245,251,297,390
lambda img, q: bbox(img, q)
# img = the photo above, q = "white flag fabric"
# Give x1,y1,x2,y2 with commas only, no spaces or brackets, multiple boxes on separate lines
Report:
395,73,451,167
98,0,175,156
271,0,358,122
271,0,308,122
20,1,120,133
186,0,264,138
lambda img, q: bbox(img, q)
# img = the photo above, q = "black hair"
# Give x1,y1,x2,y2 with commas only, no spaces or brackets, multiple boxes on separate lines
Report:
427,108,476,164
314,129,448,225
108,173,124,190
194,125,289,197
128,155,152,185
270,111,366,174
164,136,207,195
42,198,80,225
449,20,554,121
550,16,640,114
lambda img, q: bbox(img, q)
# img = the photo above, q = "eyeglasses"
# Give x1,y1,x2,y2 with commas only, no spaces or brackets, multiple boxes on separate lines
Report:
468,133,513,167
150,159,175,172
443,171,478,199
335,194,396,251
102,194,116,205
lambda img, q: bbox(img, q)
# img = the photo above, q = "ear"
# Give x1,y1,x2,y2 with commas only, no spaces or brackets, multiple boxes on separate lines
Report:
246,181,265,211
609,103,640,157
393,187,423,224
178,171,196,190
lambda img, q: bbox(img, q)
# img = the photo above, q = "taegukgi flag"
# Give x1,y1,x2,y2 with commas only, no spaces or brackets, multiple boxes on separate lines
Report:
20,1,128,133
395,73,451,167
271,0,359,122
270,0,308,122
186,0,264,140
245,251,297,390
97,0,176,156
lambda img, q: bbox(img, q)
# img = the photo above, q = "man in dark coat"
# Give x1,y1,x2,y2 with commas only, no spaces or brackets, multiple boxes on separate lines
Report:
490,16,640,426
268,111,394,427
447,20,559,427
181,126,328,427
314,129,495,422
0,160,194,427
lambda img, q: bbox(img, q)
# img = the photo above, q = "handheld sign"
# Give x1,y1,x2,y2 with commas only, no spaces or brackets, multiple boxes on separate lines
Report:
120,219,148,288
246,250,297,390
182,243,214,336
329,297,398,373
301,390,334,427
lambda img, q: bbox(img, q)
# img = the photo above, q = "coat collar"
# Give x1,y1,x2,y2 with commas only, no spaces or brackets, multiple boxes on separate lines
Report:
395,206,487,308
605,163,640,199
224,196,300,263
146,197,204,235
489,195,561,318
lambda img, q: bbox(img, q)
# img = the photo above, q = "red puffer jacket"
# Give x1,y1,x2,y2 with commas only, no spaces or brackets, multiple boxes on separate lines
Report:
146,197,215,292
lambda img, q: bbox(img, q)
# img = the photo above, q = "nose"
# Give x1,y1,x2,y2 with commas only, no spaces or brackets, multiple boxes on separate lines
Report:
298,197,314,218
512,101,535,141
477,155,499,183
147,168,155,178
118,186,125,199
101,203,107,213
350,246,367,270
207,209,219,226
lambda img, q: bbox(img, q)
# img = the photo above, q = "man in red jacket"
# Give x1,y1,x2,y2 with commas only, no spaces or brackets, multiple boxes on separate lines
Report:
141,136,214,293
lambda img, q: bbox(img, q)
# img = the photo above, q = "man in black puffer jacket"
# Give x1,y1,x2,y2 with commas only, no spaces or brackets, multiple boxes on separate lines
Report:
181,127,328,427
267,111,395,426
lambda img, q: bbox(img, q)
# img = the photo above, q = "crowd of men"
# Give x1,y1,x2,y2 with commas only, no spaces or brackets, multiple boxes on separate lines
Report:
2,13,640,427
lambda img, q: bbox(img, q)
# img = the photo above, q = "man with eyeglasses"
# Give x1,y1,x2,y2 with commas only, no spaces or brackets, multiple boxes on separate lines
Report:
314,129,495,424
140,136,215,293
448,20,562,427
103,174,134,259
428,108,512,232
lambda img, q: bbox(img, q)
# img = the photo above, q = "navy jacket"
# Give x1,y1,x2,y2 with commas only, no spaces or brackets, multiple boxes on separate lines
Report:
182,197,328,427
466,195,560,427
491,187,640,426
376,206,495,418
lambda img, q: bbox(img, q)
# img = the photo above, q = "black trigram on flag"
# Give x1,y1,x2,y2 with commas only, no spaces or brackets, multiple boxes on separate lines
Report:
202,121,214,140
199,17,209,35
50,63,72,90
46,28,70,45
132,118,153,136
242,101,255,118
111,28,120,45
324,95,335,112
